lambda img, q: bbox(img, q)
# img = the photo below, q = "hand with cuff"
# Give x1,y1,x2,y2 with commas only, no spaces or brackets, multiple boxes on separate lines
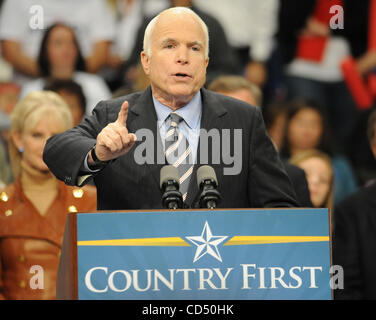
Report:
88,100,137,168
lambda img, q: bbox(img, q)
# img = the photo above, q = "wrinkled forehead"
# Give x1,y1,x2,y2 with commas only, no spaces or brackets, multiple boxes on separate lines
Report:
153,11,207,43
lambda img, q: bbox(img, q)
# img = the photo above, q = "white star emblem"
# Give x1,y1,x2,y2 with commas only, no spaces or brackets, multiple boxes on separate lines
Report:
185,221,228,263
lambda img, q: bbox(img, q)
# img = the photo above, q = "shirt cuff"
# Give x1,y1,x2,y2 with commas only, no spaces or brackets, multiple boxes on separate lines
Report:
83,152,101,173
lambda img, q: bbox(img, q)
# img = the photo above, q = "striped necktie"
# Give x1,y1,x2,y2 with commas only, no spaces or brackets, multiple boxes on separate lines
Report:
165,112,193,202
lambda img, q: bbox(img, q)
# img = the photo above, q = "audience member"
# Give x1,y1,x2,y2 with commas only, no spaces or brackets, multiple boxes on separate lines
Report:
280,99,358,204
208,75,262,107
290,149,334,212
0,0,115,85
194,0,279,90
44,79,86,126
263,101,289,152
0,91,97,299
104,0,169,90
107,0,169,65
337,0,374,78
333,108,376,300
277,0,360,149
107,0,145,69
20,23,111,116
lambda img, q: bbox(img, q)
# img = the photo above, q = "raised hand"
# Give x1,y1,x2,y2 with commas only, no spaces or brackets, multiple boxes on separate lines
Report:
89,100,136,164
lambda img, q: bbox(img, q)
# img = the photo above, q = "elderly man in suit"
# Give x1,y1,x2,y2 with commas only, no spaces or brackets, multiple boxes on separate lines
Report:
43,7,298,210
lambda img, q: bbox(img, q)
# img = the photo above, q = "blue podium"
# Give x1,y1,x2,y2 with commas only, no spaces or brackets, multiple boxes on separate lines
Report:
57,208,332,300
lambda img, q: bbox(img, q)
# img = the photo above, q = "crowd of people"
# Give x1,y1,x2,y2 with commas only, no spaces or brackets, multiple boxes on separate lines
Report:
0,0,375,300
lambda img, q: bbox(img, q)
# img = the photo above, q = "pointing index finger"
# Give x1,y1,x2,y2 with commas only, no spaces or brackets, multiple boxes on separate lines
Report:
116,100,129,126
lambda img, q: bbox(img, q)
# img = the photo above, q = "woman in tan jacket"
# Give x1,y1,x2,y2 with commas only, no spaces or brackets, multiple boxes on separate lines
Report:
0,91,97,299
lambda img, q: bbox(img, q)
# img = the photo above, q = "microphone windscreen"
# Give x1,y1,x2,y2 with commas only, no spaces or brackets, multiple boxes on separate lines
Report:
197,165,218,188
160,165,180,189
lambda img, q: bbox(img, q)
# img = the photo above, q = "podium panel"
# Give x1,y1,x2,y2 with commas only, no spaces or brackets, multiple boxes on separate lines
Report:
57,208,332,300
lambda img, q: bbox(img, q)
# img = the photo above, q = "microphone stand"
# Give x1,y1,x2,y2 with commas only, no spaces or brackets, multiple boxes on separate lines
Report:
161,180,183,209
196,179,221,209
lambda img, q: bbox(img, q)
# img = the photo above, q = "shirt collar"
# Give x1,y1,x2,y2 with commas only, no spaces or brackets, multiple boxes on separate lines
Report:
153,91,202,129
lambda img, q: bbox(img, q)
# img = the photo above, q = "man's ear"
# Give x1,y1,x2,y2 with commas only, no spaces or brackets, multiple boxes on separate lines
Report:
140,51,150,75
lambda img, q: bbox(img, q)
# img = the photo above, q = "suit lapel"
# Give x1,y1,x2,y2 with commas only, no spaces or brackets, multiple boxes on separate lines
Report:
127,87,166,190
185,89,227,208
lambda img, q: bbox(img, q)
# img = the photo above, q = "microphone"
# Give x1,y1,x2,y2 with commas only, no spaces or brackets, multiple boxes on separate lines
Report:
197,165,221,209
160,165,183,209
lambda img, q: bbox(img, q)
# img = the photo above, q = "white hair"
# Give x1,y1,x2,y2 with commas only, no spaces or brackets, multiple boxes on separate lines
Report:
143,7,209,59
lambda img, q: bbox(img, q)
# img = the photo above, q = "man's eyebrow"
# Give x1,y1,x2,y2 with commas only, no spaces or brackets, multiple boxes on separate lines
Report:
160,38,204,47
188,41,203,48
160,38,176,45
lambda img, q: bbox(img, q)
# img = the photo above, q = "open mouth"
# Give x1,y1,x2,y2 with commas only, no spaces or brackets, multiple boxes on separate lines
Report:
173,73,192,79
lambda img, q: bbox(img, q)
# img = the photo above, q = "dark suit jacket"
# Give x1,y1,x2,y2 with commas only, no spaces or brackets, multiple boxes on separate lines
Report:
43,87,298,210
283,162,313,207
333,183,376,299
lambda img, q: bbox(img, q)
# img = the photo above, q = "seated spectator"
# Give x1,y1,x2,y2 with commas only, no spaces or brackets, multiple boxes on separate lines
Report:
333,108,376,300
290,149,334,212
263,101,289,152
0,91,97,300
44,79,86,126
280,99,358,204
0,0,115,85
20,23,111,116
208,75,262,107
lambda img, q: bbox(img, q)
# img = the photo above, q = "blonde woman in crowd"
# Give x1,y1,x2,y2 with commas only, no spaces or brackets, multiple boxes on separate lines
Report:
289,149,334,213
0,91,97,299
